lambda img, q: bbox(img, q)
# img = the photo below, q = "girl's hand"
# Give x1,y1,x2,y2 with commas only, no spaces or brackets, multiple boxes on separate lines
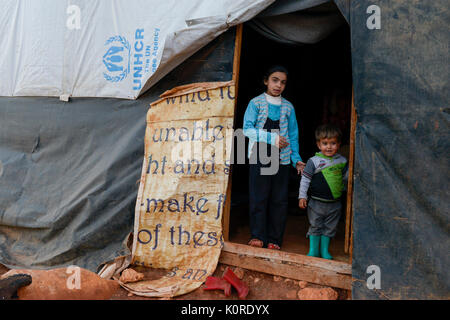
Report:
275,135,289,149
299,198,308,209
296,161,306,175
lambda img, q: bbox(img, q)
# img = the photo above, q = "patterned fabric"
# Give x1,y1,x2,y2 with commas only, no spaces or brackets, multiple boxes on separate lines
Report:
248,93,295,165
299,152,348,201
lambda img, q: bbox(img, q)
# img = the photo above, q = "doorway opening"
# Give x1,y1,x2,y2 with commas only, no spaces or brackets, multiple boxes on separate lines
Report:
228,22,353,262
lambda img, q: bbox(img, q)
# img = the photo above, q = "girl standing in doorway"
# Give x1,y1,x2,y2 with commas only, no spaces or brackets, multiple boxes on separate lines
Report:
243,65,305,250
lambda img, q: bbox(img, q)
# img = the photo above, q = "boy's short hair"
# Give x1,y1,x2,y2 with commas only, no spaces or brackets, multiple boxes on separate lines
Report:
315,124,342,142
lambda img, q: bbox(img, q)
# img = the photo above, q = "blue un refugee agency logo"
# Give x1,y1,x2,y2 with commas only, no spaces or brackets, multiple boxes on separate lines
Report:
103,35,131,82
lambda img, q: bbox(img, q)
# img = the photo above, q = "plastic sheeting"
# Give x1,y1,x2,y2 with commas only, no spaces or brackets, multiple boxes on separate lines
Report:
248,0,346,45
343,0,450,299
0,0,274,100
0,29,237,272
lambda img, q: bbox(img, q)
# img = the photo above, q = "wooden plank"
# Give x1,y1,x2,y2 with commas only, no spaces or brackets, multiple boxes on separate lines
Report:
232,24,243,85
219,251,352,290
223,241,351,275
344,88,356,255
349,94,356,263
222,179,232,242
222,24,243,241
349,198,354,264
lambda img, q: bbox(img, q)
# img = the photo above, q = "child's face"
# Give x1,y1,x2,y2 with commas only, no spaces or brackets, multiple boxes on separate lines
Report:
264,72,287,97
317,137,340,157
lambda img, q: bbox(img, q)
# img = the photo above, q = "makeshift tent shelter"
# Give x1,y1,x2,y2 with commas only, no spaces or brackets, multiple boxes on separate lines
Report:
0,0,448,299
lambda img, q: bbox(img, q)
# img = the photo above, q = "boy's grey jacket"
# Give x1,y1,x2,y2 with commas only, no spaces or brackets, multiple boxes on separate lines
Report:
299,152,348,202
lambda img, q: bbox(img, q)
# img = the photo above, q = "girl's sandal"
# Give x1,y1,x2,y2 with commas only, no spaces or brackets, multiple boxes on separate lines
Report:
267,243,281,250
248,239,263,248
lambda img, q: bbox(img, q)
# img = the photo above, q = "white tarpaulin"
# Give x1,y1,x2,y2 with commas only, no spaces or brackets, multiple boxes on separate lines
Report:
0,0,274,99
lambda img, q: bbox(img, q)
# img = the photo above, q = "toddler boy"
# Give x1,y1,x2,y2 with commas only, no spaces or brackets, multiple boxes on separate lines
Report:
298,124,348,259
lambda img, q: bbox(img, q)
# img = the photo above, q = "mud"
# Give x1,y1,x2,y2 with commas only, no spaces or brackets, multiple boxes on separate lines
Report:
0,263,350,300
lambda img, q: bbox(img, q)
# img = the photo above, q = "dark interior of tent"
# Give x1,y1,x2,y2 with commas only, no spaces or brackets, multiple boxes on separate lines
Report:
229,20,353,261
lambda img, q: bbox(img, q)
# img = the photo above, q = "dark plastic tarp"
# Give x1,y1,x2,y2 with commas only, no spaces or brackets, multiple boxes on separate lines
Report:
336,0,449,299
248,0,346,45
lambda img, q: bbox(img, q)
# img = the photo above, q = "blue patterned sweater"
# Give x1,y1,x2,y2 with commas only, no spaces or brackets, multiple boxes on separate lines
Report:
243,93,302,167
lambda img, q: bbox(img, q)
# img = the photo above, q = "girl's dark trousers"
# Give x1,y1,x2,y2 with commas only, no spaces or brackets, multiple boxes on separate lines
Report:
248,118,290,247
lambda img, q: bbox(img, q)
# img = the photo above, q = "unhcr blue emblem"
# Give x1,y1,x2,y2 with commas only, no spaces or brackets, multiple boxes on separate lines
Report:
103,35,131,82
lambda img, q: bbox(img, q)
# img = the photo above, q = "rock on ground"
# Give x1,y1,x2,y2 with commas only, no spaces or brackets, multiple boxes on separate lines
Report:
119,268,144,283
1,267,118,300
298,280,308,289
297,287,339,300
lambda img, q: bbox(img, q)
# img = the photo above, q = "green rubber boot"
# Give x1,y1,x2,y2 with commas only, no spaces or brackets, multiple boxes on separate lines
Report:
320,235,333,260
307,235,320,257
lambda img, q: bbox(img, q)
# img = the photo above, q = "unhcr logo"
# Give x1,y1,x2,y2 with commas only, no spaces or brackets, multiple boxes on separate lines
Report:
103,35,131,83
102,29,154,90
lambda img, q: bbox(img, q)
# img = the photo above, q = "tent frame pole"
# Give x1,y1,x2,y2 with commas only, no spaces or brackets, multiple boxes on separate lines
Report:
344,88,356,263
222,24,243,241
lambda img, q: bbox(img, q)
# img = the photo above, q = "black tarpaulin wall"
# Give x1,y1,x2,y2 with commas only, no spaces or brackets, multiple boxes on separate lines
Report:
0,29,236,272
248,0,346,45
335,0,449,299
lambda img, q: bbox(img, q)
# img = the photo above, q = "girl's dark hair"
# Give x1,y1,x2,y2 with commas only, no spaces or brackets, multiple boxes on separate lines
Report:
263,65,289,81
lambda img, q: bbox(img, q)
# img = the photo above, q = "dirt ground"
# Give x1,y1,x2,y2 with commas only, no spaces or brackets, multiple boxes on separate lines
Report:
0,262,350,300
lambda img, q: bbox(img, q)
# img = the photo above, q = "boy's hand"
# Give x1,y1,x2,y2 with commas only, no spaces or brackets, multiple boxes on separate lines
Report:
296,161,305,175
299,198,308,209
275,135,289,149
